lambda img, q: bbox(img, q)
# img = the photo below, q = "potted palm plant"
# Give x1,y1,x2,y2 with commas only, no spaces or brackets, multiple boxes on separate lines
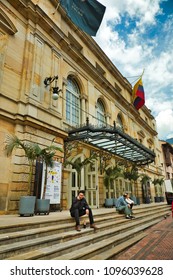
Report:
104,163,123,207
140,174,151,203
158,177,165,202
123,163,140,204
5,134,39,216
5,134,63,216
153,178,160,202
153,177,165,202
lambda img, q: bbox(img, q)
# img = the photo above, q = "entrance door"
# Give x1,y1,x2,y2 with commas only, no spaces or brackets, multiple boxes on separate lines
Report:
70,169,79,203
85,162,98,208
69,157,85,207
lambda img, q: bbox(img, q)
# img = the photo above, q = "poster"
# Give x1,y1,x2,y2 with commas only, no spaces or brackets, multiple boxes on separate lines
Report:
164,179,173,193
44,161,62,204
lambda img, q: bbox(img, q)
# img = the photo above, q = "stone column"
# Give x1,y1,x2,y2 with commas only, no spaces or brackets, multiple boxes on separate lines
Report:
62,78,67,121
80,94,88,125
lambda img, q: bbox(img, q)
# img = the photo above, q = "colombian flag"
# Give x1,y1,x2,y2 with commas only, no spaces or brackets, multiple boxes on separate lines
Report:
133,78,145,110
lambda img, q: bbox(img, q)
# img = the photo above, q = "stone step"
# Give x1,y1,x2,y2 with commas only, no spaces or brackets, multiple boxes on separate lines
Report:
89,232,147,260
0,205,169,247
46,218,163,260
4,210,169,260
0,203,170,235
0,212,124,246
0,209,116,234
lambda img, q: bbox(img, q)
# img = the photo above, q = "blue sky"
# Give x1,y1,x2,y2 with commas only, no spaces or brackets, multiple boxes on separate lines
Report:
95,0,173,140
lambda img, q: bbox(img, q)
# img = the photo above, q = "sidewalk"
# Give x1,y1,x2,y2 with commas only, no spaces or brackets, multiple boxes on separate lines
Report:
115,213,173,260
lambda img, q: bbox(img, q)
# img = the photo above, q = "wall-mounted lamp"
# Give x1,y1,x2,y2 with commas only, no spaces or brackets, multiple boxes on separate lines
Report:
44,75,62,100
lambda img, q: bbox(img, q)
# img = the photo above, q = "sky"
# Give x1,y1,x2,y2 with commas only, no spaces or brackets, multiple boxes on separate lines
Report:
94,0,173,141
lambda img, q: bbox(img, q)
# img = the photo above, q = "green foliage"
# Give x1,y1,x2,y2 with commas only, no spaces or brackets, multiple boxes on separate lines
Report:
104,164,123,189
152,178,164,186
64,152,98,174
152,177,165,196
140,174,151,184
123,164,139,182
5,134,63,195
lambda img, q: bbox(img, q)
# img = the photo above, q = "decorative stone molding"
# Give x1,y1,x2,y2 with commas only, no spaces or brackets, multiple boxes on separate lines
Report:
137,130,146,138
0,8,18,34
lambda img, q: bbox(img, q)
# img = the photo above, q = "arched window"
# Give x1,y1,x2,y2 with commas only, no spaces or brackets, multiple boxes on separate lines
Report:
97,99,106,126
66,77,80,126
117,114,124,131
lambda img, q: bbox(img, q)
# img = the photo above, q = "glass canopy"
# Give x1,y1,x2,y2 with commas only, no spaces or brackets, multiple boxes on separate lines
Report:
65,120,155,166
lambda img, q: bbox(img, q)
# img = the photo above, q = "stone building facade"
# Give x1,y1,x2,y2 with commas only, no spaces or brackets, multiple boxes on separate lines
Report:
0,0,164,214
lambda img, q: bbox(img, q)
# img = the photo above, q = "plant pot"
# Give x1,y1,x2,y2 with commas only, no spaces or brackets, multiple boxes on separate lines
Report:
154,196,161,203
145,197,150,204
130,195,137,205
104,198,114,208
35,199,50,215
136,197,140,205
113,198,117,207
19,196,36,217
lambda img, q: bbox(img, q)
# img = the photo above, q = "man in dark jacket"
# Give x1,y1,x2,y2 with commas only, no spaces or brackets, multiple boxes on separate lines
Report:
70,190,97,231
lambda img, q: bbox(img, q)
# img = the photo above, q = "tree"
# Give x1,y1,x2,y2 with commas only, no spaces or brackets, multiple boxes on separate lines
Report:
104,163,123,197
123,163,140,197
152,177,165,196
5,134,63,196
64,152,98,189
140,174,151,200
5,135,40,195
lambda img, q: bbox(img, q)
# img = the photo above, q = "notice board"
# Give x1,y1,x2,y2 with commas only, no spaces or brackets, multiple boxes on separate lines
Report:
44,161,62,204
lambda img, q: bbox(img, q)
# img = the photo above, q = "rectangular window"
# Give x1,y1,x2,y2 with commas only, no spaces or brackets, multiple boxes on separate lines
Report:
66,90,80,126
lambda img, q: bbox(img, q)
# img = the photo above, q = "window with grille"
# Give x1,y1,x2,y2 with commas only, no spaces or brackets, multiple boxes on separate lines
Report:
97,99,106,126
117,114,124,131
66,77,80,126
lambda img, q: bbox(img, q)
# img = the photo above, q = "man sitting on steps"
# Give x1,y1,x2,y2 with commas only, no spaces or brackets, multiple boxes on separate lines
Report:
116,193,135,219
70,190,98,232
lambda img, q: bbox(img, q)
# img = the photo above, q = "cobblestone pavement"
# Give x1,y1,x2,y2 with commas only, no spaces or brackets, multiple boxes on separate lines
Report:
115,214,173,260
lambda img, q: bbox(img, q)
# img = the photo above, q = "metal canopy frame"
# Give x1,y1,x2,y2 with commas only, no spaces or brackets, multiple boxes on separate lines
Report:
65,120,155,166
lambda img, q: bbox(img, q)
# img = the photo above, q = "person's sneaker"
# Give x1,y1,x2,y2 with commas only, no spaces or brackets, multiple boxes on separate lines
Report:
76,225,81,231
126,215,131,219
130,215,135,219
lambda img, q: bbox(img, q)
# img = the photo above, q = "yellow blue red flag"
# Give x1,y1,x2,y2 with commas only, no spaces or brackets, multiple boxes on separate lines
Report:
133,78,145,110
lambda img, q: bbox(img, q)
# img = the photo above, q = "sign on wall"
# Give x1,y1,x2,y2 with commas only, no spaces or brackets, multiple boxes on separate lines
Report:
164,179,173,193
42,161,62,204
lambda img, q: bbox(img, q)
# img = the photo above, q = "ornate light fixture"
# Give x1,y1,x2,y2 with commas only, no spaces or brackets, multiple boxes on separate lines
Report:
44,75,62,100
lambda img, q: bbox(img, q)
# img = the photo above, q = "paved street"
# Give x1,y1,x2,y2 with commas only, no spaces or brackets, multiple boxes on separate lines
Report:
115,213,173,260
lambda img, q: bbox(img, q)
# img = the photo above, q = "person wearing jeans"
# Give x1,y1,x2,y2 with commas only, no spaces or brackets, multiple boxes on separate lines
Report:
70,190,97,231
116,193,135,219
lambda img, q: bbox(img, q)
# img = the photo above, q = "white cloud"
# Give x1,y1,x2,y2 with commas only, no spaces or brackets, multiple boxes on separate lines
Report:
155,109,173,140
96,0,173,140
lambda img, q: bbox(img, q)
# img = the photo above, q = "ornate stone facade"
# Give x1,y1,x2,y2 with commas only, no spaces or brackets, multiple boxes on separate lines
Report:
0,0,164,214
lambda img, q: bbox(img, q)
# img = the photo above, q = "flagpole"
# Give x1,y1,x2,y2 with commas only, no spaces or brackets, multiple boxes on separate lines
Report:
141,68,145,78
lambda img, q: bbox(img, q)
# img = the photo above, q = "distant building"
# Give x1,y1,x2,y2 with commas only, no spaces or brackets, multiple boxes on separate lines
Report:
160,141,173,180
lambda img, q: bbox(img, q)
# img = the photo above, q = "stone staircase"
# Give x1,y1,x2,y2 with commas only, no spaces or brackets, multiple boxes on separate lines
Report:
0,203,171,260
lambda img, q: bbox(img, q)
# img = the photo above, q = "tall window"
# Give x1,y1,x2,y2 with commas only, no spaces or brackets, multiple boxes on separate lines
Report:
117,114,124,131
97,99,106,126
66,77,80,126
